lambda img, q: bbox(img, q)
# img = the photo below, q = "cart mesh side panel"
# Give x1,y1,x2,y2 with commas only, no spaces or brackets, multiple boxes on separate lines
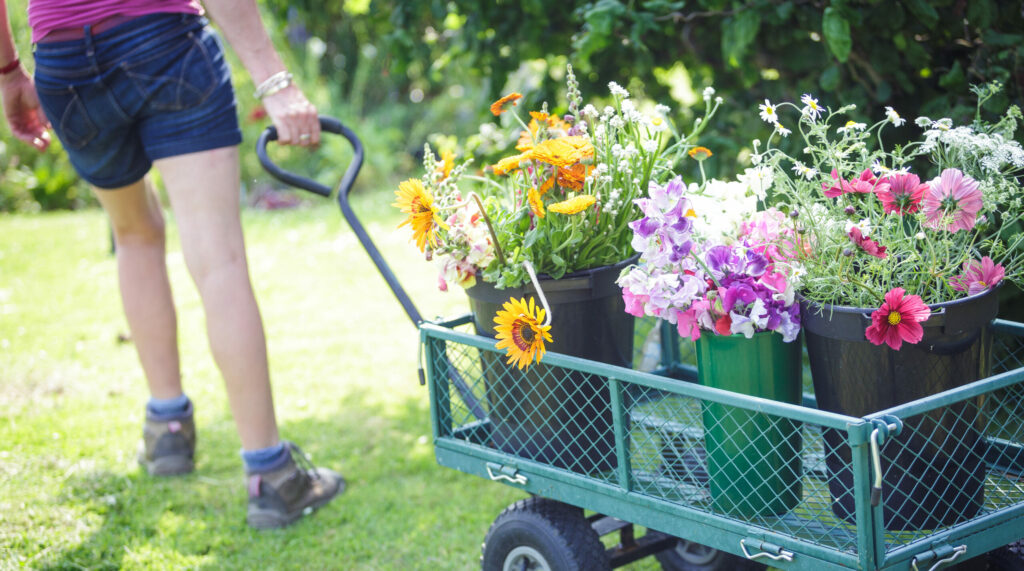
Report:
426,318,1024,564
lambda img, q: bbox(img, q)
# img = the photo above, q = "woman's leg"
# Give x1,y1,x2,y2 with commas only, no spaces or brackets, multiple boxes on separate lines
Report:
93,177,182,400
154,145,279,451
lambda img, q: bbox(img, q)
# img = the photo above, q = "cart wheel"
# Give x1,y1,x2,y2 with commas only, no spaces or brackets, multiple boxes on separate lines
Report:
655,538,766,571
987,541,1024,571
481,497,609,571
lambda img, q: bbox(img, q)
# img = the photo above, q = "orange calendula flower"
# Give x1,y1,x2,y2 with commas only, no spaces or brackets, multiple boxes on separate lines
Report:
491,151,532,176
529,111,549,121
527,187,545,219
556,163,593,191
538,175,556,195
494,296,552,369
393,178,443,252
688,146,713,161
530,136,594,168
548,194,597,215
490,92,523,116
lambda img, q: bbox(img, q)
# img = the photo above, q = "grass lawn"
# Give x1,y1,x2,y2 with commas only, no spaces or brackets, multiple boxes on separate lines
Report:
0,192,667,570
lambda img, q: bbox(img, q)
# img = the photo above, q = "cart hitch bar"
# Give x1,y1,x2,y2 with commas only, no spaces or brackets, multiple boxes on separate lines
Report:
257,117,488,421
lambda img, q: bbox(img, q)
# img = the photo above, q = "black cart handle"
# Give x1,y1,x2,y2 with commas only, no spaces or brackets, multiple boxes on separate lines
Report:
256,116,423,325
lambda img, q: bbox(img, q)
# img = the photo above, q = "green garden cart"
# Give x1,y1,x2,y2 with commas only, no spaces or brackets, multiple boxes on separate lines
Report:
258,118,1024,571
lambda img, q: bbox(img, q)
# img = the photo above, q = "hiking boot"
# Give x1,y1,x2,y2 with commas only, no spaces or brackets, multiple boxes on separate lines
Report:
137,402,196,476
246,442,345,530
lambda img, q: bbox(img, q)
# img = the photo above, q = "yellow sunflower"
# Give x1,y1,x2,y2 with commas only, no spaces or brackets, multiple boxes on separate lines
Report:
490,92,523,116
530,136,593,168
548,194,597,215
494,297,553,369
527,187,545,219
393,178,442,252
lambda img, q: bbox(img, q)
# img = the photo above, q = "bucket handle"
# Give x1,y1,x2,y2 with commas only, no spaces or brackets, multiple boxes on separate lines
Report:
523,260,553,326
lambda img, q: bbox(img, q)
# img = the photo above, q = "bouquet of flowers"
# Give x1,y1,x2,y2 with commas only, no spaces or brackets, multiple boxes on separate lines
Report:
755,82,1024,349
395,66,720,367
617,170,804,344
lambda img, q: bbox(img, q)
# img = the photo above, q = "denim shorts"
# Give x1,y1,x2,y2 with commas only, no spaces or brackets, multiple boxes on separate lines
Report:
33,13,243,189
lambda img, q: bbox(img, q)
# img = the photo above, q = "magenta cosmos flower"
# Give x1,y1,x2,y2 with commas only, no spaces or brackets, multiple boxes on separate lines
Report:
864,287,932,350
875,172,927,215
848,226,887,259
949,256,1004,295
921,168,983,232
821,169,889,198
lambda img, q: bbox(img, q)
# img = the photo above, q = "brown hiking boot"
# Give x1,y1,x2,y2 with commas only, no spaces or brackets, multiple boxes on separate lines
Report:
246,442,345,530
138,403,196,476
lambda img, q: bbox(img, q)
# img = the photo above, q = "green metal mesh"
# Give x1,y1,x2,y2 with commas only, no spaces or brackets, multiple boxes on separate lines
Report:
426,318,1024,560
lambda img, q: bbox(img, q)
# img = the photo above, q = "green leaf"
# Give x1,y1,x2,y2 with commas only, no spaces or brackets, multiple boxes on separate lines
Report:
822,7,852,63
522,228,539,250
939,60,965,89
720,10,762,68
901,0,939,29
966,0,994,29
820,64,842,91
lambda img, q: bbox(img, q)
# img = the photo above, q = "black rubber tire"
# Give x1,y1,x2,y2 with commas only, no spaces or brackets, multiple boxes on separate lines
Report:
655,538,766,571
986,540,1024,571
481,497,610,571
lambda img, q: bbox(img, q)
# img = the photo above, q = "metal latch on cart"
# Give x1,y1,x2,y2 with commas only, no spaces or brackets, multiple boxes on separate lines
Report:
486,463,528,486
740,538,794,562
911,544,966,571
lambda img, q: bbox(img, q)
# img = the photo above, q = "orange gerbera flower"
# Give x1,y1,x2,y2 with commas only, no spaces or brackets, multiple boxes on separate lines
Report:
688,146,713,161
556,163,593,191
490,92,523,116
494,296,552,369
530,136,593,168
527,187,545,219
548,194,597,215
393,178,443,252
491,151,532,176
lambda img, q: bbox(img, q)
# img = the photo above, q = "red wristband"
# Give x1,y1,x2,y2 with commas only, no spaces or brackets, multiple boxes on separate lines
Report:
0,57,20,75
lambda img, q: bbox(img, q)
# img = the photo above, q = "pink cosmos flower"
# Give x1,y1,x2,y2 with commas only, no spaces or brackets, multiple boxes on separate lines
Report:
848,226,888,259
921,168,983,232
949,256,1004,295
822,169,845,198
843,169,890,195
875,172,927,215
864,288,932,350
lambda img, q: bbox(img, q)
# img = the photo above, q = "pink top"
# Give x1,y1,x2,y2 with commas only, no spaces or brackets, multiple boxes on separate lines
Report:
28,0,203,43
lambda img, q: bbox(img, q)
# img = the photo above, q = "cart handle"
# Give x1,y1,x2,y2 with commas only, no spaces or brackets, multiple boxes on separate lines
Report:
256,116,423,325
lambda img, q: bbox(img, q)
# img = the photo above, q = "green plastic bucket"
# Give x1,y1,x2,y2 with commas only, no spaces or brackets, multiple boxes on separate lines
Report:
696,331,804,516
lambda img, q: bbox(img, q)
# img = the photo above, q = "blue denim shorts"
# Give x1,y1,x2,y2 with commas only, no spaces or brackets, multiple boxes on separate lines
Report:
33,13,243,189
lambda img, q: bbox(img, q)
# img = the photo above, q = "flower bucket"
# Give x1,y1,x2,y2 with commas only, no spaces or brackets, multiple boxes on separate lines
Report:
696,331,804,516
466,257,636,474
802,287,999,530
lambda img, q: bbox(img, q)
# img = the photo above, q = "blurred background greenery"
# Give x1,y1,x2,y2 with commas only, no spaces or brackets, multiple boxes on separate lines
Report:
1,0,1022,313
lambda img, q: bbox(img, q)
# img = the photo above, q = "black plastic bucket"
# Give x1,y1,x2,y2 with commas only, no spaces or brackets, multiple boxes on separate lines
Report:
802,287,998,530
466,257,636,473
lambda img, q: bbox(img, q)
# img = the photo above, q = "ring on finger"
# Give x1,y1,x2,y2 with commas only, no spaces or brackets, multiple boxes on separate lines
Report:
299,133,311,141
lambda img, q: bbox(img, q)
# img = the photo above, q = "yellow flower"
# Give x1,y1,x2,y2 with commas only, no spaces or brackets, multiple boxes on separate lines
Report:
687,146,713,161
556,162,592,191
490,92,523,116
516,113,570,152
393,178,442,252
494,297,552,369
492,151,532,176
530,136,593,168
436,149,454,180
527,187,545,219
548,194,597,215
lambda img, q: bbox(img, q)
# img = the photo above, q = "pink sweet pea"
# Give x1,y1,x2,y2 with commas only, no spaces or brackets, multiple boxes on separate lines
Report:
676,308,701,341
949,256,1004,295
864,288,932,350
622,287,649,317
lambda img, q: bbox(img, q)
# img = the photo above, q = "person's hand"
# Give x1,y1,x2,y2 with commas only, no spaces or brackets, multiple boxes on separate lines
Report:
261,84,319,147
0,68,51,151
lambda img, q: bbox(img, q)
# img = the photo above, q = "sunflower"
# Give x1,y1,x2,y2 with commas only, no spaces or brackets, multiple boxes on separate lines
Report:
530,136,593,168
490,92,523,116
393,178,442,252
548,194,597,215
527,187,545,219
494,297,553,369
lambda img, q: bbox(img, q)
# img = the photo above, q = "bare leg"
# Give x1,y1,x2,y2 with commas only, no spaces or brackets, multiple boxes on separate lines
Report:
155,146,279,451
93,177,182,400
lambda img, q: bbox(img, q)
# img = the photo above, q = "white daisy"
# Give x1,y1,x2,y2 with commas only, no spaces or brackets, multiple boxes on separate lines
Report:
758,99,779,124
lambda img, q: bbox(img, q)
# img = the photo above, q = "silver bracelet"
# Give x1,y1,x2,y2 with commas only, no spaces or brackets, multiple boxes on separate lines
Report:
253,71,293,99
